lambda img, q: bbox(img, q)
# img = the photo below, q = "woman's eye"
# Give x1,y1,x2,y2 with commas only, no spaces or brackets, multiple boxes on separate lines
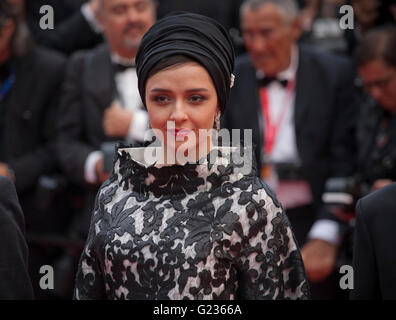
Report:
188,95,206,104
153,95,171,104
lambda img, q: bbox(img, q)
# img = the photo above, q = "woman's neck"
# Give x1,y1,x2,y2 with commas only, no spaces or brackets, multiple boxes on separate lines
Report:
161,136,214,166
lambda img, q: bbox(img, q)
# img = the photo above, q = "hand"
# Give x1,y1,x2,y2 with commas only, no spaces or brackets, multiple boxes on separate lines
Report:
301,239,337,283
95,157,110,184
103,102,133,138
372,179,393,191
0,163,9,177
0,162,15,182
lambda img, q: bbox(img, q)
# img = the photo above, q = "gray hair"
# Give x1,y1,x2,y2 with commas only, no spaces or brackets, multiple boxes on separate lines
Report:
240,0,299,23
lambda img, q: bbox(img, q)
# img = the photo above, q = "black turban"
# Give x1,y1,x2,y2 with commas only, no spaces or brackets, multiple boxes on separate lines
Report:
136,12,235,114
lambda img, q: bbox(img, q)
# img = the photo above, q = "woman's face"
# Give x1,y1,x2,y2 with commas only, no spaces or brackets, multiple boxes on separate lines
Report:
146,62,219,160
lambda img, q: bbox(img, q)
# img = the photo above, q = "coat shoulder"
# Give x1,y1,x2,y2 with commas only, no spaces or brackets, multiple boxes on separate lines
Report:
32,45,67,71
0,177,16,202
357,183,396,225
299,44,353,75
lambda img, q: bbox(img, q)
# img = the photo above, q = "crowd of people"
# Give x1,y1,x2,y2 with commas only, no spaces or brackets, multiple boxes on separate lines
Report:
0,0,396,300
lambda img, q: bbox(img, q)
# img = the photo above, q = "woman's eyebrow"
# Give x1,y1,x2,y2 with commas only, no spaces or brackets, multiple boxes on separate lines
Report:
149,88,209,93
185,88,209,93
150,88,172,93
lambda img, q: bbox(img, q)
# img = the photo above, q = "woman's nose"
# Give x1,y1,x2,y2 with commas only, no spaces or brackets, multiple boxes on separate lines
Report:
169,99,188,123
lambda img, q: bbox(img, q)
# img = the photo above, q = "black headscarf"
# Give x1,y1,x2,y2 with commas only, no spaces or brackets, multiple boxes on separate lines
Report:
136,12,235,113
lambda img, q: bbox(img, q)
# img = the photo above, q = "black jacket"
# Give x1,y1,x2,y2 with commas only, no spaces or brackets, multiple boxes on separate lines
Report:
2,46,66,195
356,97,396,186
56,43,121,186
351,183,396,299
0,176,34,299
1,46,67,234
56,44,126,238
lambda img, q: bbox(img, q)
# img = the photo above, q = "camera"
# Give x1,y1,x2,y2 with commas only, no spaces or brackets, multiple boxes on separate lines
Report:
322,175,371,222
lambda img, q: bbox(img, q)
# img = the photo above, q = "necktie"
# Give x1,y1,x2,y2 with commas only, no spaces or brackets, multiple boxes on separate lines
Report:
258,76,288,88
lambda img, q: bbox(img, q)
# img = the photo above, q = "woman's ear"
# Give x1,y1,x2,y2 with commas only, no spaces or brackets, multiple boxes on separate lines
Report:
214,107,221,131
216,105,221,118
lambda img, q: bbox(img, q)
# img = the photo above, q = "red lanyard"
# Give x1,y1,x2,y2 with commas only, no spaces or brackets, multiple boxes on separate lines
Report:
259,79,296,156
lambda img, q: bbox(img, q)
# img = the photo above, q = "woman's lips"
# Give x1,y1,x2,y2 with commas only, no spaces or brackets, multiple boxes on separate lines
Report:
167,129,193,138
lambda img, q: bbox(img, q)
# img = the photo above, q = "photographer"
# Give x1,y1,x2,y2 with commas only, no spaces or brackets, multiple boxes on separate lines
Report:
325,25,396,218
355,25,396,192
302,24,396,296
0,0,69,230
0,0,76,298
320,25,396,298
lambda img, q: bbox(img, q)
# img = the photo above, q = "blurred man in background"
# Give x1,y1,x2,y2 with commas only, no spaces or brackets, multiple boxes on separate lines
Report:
355,25,396,192
0,0,70,298
223,0,358,299
0,0,67,232
56,0,157,240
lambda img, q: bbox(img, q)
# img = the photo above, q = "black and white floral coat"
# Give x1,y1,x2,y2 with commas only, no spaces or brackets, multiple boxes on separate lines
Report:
74,147,310,300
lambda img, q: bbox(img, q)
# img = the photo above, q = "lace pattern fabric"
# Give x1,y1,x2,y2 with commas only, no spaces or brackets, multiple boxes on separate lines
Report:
74,147,310,300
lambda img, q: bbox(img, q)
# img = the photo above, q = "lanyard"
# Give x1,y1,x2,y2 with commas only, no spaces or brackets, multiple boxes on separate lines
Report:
0,69,16,102
260,79,296,157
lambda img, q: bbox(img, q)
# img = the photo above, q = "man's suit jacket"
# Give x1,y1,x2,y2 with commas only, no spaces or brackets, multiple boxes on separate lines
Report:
56,44,126,237
0,177,34,299
3,46,66,194
56,43,121,186
223,45,358,212
351,183,396,299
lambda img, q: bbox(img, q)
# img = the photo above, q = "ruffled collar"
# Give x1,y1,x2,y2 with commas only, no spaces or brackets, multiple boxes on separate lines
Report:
113,146,255,198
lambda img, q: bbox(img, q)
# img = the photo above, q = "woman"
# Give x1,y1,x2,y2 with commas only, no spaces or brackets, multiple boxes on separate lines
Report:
74,12,310,300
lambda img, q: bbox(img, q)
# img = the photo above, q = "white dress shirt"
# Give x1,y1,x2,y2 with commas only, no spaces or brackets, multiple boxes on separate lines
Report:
258,46,340,245
257,46,299,164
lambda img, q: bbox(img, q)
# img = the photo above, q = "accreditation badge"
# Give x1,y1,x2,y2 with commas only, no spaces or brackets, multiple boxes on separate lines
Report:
260,163,272,180
260,163,279,191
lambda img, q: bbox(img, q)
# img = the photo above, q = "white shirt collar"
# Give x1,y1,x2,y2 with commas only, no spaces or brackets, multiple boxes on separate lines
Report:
111,53,136,67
